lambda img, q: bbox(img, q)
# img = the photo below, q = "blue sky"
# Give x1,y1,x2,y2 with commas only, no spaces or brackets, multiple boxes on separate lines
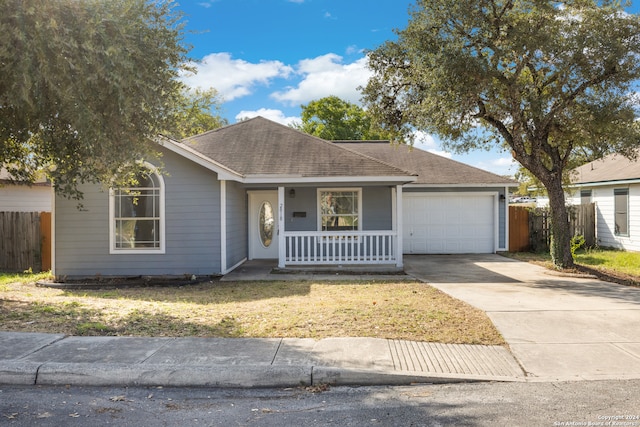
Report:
175,0,639,177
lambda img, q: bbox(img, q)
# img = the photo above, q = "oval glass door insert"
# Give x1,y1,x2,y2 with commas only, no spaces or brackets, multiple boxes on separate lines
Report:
259,201,274,247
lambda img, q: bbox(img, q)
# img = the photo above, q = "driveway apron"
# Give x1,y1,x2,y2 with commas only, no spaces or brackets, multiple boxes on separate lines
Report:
404,254,640,381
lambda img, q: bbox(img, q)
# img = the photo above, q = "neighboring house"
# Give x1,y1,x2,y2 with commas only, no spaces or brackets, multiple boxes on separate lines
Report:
0,169,51,212
568,151,640,251
53,117,515,278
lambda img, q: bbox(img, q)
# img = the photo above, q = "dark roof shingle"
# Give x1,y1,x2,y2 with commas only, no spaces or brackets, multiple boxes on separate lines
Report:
181,117,413,178
571,151,640,184
335,141,516,185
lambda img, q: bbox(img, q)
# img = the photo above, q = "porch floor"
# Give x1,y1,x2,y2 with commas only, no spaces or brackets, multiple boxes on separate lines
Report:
221,260,406,282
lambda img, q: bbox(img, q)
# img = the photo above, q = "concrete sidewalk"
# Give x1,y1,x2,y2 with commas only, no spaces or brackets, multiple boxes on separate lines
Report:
0,332,524,387
405,254,640,382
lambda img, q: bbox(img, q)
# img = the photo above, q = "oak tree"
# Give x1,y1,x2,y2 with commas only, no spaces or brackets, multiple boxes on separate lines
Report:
362,0,640,268
0,0,191,199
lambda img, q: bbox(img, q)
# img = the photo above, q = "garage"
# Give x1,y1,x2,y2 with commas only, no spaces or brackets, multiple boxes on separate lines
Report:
403,193,497,254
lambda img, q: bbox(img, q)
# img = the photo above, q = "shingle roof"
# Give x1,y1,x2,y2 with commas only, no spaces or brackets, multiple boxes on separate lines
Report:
181,117,415,179
571,151,640,185
334,141,517,186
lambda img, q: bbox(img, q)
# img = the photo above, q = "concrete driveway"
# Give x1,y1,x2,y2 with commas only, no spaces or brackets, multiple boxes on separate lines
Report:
404,254,640,381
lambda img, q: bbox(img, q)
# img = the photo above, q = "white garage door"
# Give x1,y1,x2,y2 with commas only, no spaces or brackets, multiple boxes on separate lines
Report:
403,193,496,254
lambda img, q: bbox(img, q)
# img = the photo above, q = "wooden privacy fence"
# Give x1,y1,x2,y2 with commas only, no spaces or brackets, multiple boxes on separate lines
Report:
0,212,51,272
509,204,595,252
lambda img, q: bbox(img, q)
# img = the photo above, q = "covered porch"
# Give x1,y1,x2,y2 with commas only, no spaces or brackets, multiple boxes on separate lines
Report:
244,185,406,270
276,185,404,269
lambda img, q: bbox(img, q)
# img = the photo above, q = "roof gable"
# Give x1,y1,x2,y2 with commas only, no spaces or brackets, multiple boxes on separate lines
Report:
335,141,516,186
571,151,640,185
180,117,415,180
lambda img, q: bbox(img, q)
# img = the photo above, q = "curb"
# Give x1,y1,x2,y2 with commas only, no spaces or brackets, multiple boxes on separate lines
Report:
1,362,524,388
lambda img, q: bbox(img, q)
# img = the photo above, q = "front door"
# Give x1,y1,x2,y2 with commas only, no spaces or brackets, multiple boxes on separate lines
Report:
248,191,279,259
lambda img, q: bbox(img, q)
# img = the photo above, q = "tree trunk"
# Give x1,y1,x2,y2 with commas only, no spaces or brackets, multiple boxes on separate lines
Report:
546,178,574,269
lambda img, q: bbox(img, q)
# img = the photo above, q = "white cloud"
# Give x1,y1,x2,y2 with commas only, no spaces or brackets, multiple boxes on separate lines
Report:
235,109,300,127
181,53,293,101
345,45,362,56
271,54,372,106
473,156,518,176
410,131,452,158
492,157,517,167
427,149,453,159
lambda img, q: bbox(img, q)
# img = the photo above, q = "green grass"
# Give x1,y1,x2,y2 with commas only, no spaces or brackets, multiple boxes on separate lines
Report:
505,248,640,285
0,271,52,290
574,249,640,277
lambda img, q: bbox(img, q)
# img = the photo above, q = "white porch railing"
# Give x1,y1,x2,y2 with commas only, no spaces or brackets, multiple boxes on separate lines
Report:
284,231,397,265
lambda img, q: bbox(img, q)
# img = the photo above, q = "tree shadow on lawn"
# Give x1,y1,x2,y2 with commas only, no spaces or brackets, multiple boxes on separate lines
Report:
60,280,313,304
0,299,246,337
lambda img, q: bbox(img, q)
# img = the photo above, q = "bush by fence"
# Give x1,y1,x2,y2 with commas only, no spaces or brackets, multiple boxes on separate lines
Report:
0,211,51,272
509,203,595,252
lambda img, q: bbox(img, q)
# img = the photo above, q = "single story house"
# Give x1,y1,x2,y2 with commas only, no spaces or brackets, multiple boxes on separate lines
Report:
52,117,515,278
568,151,640,252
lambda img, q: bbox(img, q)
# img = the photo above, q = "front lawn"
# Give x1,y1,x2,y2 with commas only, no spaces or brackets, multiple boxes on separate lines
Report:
0,275,504,345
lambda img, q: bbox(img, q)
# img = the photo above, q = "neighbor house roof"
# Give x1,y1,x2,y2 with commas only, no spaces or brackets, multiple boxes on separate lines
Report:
571,151,640,185
335,141,517,186
0,168,50,186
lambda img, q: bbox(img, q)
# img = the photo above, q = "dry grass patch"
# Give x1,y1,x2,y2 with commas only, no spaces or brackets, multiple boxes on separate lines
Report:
0,278,504,345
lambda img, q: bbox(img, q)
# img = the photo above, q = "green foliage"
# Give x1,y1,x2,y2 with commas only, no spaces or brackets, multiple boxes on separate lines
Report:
362,0,640,268
0,0,192,199
292,96,392,140
168,88,228,140
570,235,586,257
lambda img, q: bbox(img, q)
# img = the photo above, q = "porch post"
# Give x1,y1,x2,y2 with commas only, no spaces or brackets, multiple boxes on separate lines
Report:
278,186,285,268
220,180,227,274
395,185,403,268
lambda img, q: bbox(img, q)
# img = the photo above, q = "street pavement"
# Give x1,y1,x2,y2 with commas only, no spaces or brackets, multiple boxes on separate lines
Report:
2,254,640,387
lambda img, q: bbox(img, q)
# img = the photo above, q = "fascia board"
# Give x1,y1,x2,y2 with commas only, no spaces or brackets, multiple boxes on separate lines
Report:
406,182,516,188
567,178,640,188
242,175,417,184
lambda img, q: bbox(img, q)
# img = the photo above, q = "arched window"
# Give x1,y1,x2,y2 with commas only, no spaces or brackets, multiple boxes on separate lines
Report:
110,164,165,253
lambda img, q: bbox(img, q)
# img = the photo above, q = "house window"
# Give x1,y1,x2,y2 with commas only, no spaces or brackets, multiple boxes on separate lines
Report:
614,188,629,236
580,190,592,205
110,165,165,253
318,189,361,231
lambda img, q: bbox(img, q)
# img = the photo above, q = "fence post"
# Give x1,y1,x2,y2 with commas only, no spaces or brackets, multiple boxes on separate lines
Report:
40,212,52,271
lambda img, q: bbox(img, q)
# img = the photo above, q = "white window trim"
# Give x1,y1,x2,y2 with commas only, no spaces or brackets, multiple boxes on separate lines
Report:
109,162,166,254
317,188,362,232
614,188,629,237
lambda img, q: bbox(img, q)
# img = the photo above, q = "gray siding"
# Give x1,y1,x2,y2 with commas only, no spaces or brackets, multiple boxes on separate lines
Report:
55,148,221,278
285,187,317,231
362,186,392,230
403,187,508,250
284,186,394,232
225,180,247,269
